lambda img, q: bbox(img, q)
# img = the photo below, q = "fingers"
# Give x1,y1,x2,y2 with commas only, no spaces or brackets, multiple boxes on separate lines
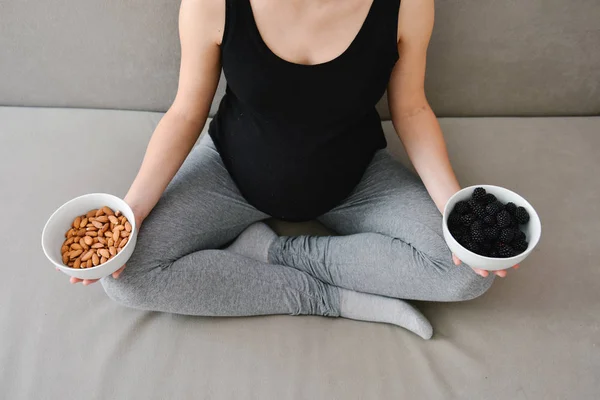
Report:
82,279,99,286
113,265,126,279
452,254,461,266
513,264,520,269
472,268,489,278
494,269,508,278
70,276,83,284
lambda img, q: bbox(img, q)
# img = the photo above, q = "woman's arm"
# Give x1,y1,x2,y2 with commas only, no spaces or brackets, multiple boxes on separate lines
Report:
125,0,224,221
387,0,460,215
388,0,516,277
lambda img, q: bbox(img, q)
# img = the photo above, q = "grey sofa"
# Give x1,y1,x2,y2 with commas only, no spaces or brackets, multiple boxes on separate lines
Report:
2,1,599,399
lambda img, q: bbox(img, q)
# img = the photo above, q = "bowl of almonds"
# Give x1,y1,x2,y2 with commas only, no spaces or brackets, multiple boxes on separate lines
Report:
41,193,137,280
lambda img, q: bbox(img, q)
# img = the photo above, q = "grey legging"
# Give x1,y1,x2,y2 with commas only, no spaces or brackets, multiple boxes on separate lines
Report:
101,134,494,316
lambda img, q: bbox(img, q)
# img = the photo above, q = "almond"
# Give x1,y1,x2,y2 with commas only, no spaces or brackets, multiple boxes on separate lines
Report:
98,237,106,245
125,221,132,233
65,237,74,245
62,252,69,264
112,230,120,243
115,210,122,217
81,250,94,261
61,245,69,254
73,216,81,229
104,231,113,238
108,238,114,247
86,209,97,218
73,258,81,269
102,206,114,216
121,230,129,238
77,229,86,237
83,236,93,246
92,253,100,266
108,215,119,225
109,246,117,256
79,238,89,251
87,259,93,268
85,231,98,237
100,223,109,234
96,215,109,223
95,208,104,217
69,249,83,259
91,220,104,229
119,216,126,224
71,243,82,251
100,256,108,264
67,228,75,238
68,261,74,267
91,243,104,249
118,238,128,248
99,249,110,259
80,217,88,227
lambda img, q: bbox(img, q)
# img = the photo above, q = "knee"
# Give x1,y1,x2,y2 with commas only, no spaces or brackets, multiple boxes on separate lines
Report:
100,265,155,310
447,268,495,301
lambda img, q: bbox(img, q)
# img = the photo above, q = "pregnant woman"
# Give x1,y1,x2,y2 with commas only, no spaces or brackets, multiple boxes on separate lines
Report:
64,0,518,339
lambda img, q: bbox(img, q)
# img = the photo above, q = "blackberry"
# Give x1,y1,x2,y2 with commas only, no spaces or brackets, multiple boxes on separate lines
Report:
465,241,480,254
505,202,517,215
484,226,500,240
512,239,529,253
510,216,519,228
470,220,484,231
460,213,476,227
454,201,471,215
515,207,530,224
514,230,526,243
482,242,492,251
483,215,496,226
471,229,486,243
471,203,487,219
483,193,497,204
450,226,466,242
485,201,503,216
448,212,461,228
472,187,487,202
489,249,499,258
499,228,515,243
498,245,516,258
497,210,512,228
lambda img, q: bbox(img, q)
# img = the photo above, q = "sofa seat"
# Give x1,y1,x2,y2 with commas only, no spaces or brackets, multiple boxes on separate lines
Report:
1,106,598,399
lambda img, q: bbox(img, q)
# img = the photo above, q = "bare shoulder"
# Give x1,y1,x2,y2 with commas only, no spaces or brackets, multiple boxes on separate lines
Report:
397,0,434,44
179,0,226,45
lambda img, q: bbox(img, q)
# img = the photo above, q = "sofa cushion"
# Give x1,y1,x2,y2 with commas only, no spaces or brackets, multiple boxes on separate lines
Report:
1,2,599,117
1,106,599,399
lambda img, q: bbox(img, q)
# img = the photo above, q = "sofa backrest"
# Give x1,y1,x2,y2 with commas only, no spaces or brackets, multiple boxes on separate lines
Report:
1,1,599,118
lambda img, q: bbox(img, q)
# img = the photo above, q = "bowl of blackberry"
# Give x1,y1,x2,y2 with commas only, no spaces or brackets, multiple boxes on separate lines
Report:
442,185,541,271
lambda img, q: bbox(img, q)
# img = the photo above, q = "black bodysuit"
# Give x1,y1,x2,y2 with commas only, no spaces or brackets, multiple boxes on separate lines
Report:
209,0,401,221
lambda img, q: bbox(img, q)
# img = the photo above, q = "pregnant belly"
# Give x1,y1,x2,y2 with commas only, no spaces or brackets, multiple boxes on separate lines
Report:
223,149,371,221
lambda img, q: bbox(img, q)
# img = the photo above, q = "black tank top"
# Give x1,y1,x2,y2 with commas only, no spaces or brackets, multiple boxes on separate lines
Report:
209,0,400,222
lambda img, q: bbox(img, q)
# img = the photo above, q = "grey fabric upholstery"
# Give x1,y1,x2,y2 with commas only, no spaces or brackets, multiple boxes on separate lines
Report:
1,107,599,399
1,1,599,117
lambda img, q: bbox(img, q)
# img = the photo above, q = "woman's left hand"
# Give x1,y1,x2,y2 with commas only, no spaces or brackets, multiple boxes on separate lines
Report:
453,254,519,278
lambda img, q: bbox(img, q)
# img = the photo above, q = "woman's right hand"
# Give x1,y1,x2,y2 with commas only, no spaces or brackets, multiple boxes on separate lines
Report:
58,211,144,286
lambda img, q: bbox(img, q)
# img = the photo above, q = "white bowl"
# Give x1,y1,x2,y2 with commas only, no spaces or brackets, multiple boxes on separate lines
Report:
442,185,541,271
42,193,138,280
